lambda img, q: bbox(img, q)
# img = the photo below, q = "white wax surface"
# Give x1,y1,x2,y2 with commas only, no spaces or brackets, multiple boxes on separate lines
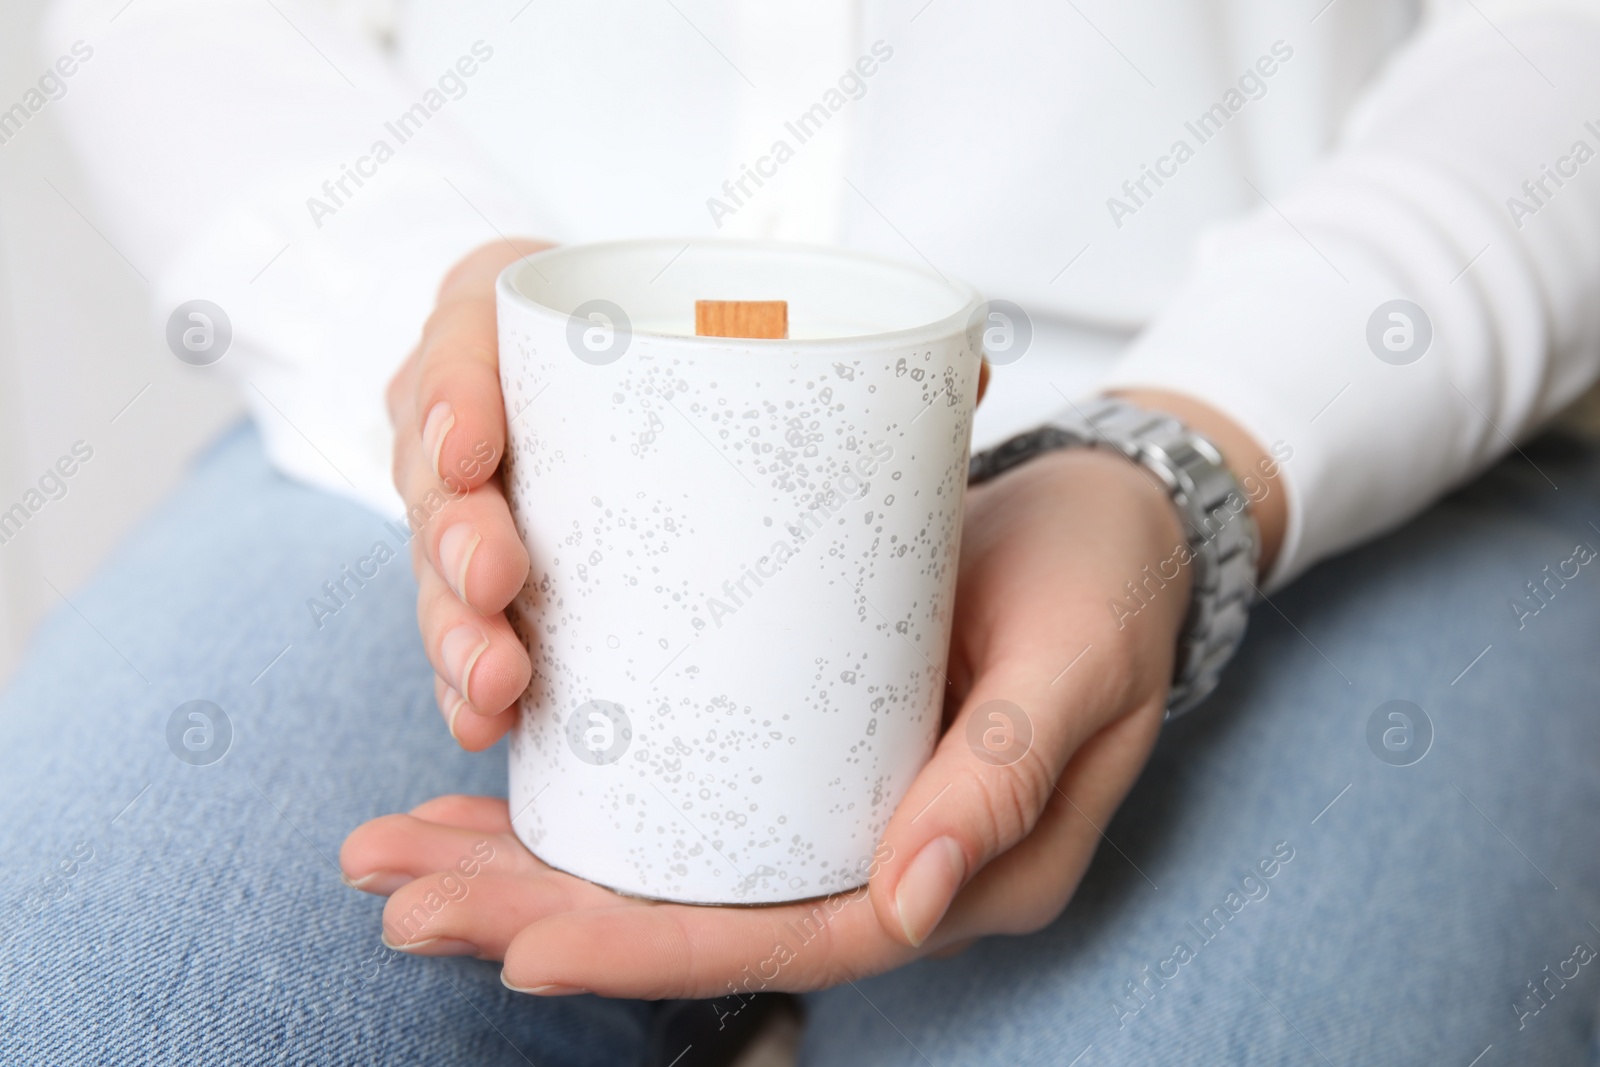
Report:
629,317,895,341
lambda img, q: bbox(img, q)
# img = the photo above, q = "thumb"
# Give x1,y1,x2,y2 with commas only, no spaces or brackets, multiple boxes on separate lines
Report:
867,654,1127,948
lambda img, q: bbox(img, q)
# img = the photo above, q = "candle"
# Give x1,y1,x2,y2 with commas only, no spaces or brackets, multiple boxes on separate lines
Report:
496,239,984,904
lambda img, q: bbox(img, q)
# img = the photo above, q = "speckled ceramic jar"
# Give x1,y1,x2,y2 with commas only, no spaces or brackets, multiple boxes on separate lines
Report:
497,240,984,904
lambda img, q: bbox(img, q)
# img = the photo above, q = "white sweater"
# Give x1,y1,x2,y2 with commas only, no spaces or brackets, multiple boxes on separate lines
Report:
38,0,1600,586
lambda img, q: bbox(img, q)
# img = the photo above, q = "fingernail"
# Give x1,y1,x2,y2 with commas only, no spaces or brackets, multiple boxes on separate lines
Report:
440,624,490,708
345,871,413,895
382,935,479,956
444,686,467,742
894,836,965,948
422,401,455,481
438,524,482,603
501,972,587,996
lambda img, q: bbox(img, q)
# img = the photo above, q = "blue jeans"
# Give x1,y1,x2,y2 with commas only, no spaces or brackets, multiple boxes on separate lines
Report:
3,424,1598,1065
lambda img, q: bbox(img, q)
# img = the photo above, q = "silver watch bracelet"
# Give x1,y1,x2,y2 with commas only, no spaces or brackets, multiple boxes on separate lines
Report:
967,396,1261,719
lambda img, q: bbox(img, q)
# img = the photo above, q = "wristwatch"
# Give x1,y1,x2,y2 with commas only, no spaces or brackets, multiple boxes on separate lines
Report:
968,396,1260,719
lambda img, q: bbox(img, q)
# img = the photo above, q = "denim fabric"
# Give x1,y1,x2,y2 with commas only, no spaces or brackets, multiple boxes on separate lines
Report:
802,434,1600,1066
2,424,1597,1065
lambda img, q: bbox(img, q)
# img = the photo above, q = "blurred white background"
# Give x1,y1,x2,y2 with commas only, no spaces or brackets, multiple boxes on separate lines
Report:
0,0,242,682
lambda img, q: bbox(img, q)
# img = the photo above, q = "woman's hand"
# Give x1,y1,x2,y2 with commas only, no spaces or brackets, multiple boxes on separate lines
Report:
342,438,1200,997
385,238,553,751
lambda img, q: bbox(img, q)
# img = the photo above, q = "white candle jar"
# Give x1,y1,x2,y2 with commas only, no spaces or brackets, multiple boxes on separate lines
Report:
497,239,984,904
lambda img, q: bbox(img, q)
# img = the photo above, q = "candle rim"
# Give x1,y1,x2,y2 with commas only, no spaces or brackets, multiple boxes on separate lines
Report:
498,237,985,350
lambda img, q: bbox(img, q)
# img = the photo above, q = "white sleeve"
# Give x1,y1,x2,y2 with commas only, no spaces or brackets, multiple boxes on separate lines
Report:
43,0,547,515
1100,1,1600,588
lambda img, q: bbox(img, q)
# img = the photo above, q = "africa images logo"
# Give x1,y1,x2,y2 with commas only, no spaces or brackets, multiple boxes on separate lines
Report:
565,700,632,766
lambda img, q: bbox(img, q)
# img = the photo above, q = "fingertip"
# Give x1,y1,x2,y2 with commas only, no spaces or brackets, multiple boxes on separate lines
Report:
451,706,518,752
444,686,468,743
347,871,414,896
438,524,483,603
422,400,456,482
407,794,513,833
437,666,507,750
886,835,966,948
440,623,492,708
341,813,422,893
501,973,587,996
437,421,504,495
413,303,508,494
457,628,531,719
458,523,531,617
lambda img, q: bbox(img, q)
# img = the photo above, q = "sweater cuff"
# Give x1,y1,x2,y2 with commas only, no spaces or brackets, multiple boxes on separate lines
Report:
1097,211,1436,591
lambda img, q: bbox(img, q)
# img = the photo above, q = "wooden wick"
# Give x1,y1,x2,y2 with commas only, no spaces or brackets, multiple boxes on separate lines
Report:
695,300,788,339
